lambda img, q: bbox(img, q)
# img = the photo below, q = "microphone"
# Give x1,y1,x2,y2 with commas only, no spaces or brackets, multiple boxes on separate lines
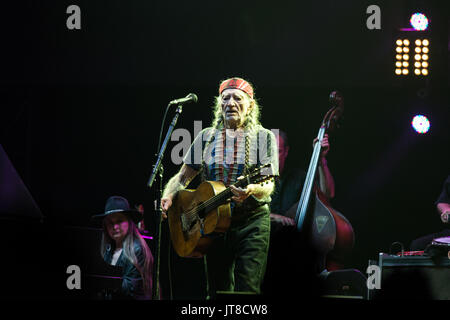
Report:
169,93,198,106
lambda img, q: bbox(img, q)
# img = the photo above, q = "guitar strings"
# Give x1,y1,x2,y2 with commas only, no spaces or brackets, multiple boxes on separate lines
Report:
182,171,270,221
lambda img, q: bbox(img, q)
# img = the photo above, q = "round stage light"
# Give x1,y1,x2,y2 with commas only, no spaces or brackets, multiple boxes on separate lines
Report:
402,69,409,75
411,115,430,134
422,61,428,68
415,39,422,46
422,39,429,46
415,47,422,53
396,54,403,60
422,54,428,60
414,62,421,68
402,61,409,67
410,13,429,31
403,47,410,53
403,39,410,46
422,47,429,54
415,54,421,60
421,69,428,76
396,47,403,53
396,61,402,68
414,69,421,75
396,39,403,46
395,69,402,75
403,54,409,60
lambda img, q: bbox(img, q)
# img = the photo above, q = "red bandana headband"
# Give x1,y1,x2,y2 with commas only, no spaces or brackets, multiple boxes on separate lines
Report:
219,78,254,99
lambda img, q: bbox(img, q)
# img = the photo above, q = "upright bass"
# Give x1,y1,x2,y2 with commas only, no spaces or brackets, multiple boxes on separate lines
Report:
294,91,354,271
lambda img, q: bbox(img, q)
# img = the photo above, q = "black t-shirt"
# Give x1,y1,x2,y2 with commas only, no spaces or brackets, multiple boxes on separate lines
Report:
270,167,306,216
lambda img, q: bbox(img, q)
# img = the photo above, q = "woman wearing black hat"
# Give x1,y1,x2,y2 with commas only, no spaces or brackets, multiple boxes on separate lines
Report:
93,196,154,300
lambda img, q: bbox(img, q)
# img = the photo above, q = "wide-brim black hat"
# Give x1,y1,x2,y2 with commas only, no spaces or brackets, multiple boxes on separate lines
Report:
91,196,143,224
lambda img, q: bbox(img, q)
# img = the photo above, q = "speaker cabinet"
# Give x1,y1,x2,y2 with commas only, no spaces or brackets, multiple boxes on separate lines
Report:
370,253,450,300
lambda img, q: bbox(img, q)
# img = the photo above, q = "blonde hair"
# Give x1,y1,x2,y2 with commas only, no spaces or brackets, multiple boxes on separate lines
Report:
101,219,154,298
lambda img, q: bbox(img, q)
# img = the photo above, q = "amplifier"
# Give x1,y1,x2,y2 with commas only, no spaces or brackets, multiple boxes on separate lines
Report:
369,253,450,300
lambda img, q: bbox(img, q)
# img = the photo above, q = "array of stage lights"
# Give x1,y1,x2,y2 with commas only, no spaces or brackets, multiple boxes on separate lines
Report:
395,38,429,76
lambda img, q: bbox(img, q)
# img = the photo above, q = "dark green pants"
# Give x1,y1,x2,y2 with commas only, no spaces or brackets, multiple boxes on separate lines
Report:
206,205,270,296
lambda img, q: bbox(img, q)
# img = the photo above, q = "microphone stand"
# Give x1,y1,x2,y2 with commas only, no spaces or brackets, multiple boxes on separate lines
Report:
148,103,184,300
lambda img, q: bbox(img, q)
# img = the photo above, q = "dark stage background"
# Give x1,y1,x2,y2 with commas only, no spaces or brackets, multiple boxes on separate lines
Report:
0,0,448,299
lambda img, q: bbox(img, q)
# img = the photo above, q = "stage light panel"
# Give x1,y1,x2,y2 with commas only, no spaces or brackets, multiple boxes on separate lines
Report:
394,36,429,77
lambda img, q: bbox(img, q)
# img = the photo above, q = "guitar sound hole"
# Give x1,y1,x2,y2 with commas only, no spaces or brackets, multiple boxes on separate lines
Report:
187,202,206,232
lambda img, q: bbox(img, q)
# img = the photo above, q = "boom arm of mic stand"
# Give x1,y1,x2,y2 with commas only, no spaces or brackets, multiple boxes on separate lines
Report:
147,104,183,300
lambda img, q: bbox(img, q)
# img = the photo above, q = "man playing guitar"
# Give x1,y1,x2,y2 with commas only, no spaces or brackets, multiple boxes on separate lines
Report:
161,77,278,296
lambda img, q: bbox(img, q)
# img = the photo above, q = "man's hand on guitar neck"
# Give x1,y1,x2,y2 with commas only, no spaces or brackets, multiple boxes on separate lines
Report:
230,175,275,203
230,184,253,203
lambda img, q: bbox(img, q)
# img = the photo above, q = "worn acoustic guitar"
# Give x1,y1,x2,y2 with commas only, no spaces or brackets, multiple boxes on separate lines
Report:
168,164,275,258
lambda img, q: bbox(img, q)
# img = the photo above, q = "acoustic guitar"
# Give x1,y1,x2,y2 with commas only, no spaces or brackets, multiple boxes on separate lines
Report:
168,164,275,258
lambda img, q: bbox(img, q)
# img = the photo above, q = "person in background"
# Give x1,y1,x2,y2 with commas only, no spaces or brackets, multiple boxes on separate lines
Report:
410,175,450,250
270,130,335,232
92,195,154,299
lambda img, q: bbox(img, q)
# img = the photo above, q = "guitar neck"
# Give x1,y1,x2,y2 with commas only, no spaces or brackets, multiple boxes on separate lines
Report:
294,126,325,229
200,179,249,213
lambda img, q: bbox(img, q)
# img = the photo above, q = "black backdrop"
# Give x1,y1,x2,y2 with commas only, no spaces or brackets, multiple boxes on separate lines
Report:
0,0,449,300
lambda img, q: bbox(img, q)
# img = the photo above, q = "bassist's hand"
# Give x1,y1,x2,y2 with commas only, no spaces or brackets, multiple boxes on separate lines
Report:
270,213,295,227
313,134,330,158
